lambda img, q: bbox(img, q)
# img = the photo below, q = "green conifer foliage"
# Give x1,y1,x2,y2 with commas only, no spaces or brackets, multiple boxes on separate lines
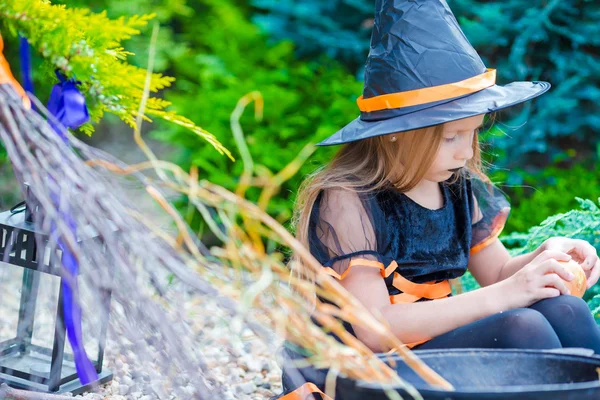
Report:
252,0,372,72
0,0,231,159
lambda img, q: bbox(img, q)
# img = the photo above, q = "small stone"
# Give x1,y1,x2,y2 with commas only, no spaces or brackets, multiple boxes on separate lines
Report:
121,376,133,386
223,391,236,400
228,346,243,358
268,372,281,383
129,383,141,394
82,394,102,400
237,382,256,395
261,361,271,372
182,385,196,396
217,355,229,365
130,370,143,380
240,357,261,372
119,384,130,396
255,387,275,397
242,328,254,340
253,375,264,386
151,382,168,398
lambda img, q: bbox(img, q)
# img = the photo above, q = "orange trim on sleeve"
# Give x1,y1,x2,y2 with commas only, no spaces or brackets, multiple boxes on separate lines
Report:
357,68,496,112
323,258,400,280
323,257,385,280
470,207,510,256
348,257,385,271
346,258,398,278
469,228,501,256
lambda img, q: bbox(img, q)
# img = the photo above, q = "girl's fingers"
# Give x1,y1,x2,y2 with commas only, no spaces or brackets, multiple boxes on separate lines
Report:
533,250,572,265
587,259,600,289
539,287,561,299
541,273,571,295
566,241,597,270
582,244,599,271
540,259,575,282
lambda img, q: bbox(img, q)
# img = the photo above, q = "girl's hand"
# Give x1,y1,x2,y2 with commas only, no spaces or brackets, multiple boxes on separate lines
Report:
541,237,600,289
502,250,574,309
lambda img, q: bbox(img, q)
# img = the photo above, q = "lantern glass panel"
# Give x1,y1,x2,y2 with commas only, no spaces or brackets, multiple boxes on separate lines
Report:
0,261,102,382
0,264,20,342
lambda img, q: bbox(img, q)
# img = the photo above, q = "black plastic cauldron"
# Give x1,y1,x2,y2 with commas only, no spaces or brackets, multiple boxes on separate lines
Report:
336,348,600,400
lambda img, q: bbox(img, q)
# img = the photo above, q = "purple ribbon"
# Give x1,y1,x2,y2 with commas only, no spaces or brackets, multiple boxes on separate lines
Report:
20,39,98,385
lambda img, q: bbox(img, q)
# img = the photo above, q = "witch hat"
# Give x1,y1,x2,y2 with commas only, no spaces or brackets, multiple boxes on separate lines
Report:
317,0,550,146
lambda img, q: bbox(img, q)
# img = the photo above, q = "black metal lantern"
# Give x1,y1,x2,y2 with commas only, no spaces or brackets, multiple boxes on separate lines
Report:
0,195,113,394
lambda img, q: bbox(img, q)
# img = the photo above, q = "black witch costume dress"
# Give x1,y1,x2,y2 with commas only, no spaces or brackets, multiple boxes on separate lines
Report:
276,172,511,398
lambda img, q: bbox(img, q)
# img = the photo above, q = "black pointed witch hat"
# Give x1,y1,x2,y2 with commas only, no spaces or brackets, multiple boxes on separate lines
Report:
317,0,550,146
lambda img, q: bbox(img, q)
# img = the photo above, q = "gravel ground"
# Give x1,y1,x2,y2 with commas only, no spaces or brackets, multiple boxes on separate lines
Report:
0,265,285,400
97,295,285,400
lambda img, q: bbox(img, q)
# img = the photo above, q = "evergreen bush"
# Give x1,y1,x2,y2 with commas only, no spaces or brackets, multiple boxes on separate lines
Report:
490,161,600,234
252,0,600,176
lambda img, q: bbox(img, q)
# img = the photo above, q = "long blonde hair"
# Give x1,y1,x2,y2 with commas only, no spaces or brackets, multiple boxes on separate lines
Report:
290,120,493,283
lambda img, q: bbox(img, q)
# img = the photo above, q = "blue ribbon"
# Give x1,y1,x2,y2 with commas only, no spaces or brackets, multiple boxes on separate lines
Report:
20,38,98,385
47,70,90,141
18,36,35,110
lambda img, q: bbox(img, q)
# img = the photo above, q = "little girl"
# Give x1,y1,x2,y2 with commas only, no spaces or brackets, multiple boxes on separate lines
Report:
274,0,600,398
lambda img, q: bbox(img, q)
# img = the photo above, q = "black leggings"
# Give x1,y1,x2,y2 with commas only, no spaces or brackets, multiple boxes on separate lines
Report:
278,295,600,396
413,295,600,352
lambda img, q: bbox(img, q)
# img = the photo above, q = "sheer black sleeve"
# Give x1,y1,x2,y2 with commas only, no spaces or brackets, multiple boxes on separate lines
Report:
308,188,386,279
468,174,511,255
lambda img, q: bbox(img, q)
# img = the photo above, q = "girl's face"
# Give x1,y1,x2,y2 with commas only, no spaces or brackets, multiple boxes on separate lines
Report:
426,114,484,182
